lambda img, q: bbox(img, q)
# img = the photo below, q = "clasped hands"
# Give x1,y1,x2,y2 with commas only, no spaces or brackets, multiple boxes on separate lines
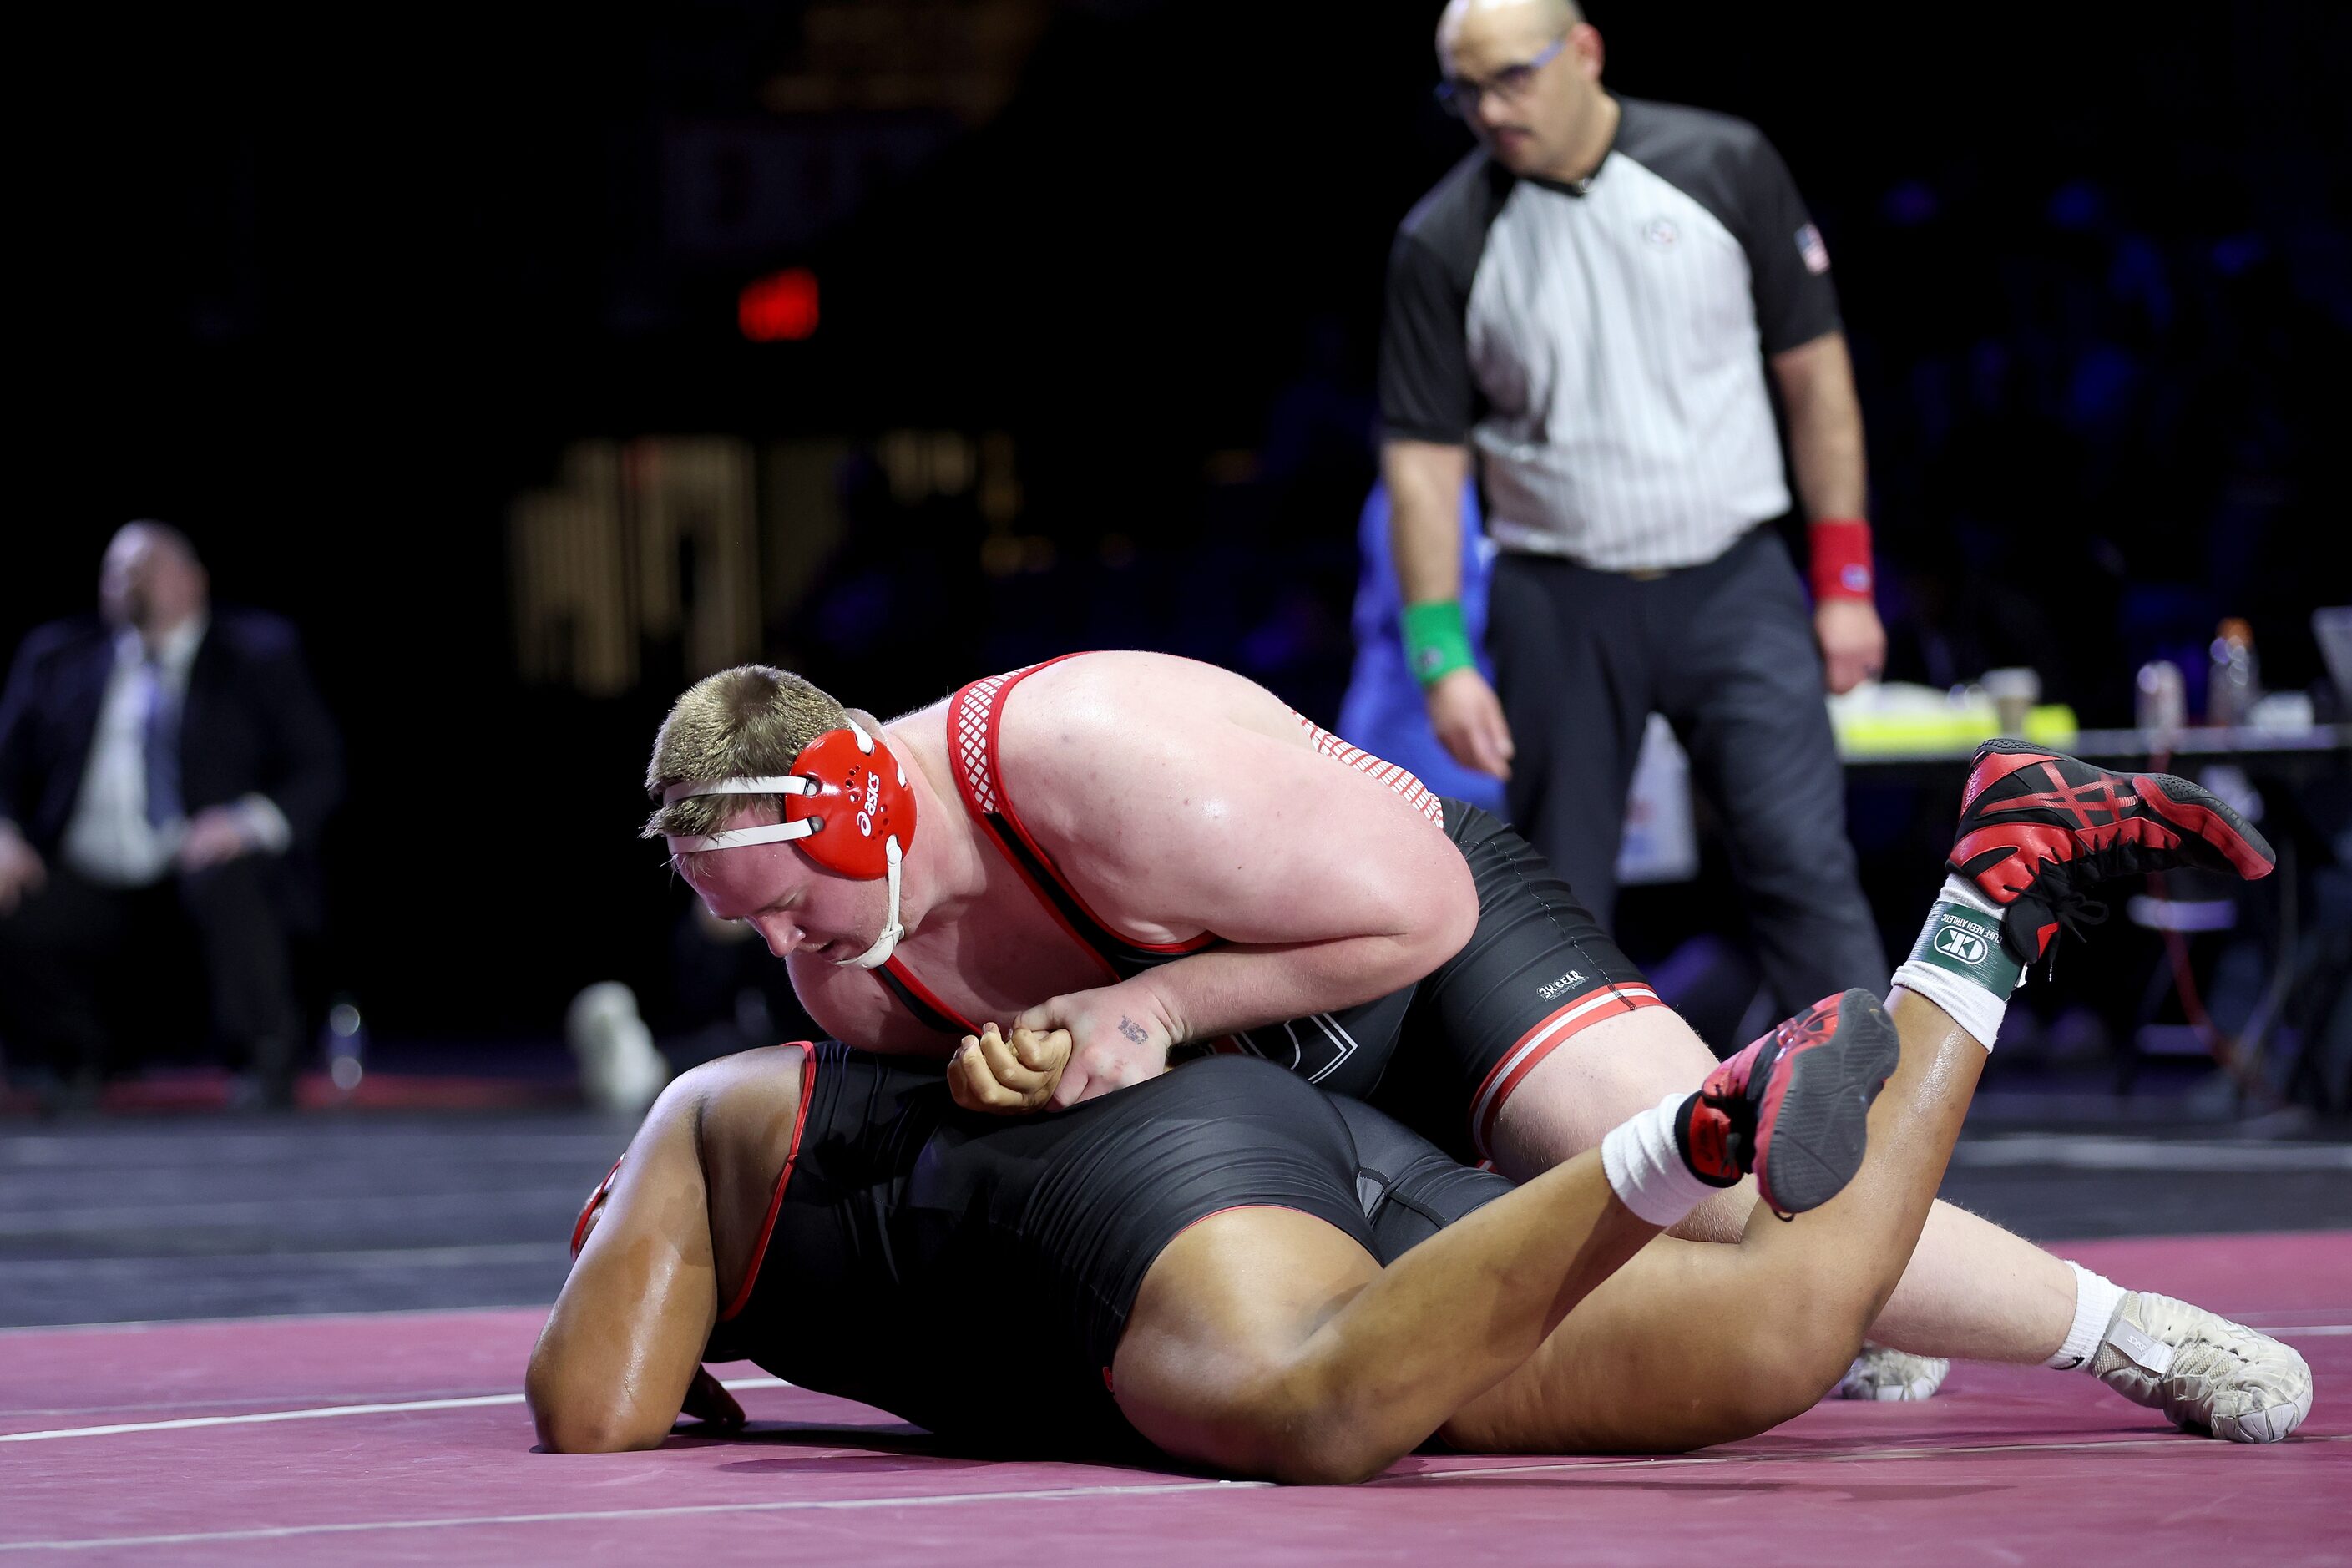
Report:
948,990,1173,1114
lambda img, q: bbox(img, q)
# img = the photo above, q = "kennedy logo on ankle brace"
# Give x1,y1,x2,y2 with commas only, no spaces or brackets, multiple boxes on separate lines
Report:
1909,904,2021,994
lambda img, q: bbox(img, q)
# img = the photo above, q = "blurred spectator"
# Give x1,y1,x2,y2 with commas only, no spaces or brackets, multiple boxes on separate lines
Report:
0,523,341,1107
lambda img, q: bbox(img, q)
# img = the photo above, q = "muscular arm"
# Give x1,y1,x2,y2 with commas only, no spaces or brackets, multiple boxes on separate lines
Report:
1384,438,1470,608
1772,331,1884,695
1384,440,1513,779
1004,662,1479,1096
526,1082,719,1453
1771,331,1867,521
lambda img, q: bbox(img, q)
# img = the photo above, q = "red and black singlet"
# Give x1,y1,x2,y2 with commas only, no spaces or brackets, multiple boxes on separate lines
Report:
871,655,1449,1092
860,655,1663,1157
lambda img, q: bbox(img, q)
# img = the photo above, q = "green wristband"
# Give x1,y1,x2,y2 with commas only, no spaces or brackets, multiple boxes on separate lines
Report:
1400,599,1477,688
1906,903,2022,995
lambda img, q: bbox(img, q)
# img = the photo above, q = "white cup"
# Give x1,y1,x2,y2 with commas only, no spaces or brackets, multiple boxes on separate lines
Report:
1982,667,2041,736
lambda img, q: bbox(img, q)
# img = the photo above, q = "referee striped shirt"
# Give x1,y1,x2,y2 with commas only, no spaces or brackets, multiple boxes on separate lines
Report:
1380,97,1841,573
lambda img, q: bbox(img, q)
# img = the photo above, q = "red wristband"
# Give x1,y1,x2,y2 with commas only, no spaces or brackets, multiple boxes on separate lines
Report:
1808,518,1874,602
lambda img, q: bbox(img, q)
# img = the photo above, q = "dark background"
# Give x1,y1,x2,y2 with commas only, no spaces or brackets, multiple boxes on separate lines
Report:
12,0,2349,1052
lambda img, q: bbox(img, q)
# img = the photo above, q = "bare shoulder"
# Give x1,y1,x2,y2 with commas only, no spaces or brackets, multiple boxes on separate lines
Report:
991,655,1267,857
675,1046,806,1155
561,1058,773,1263
1009,651,1294,740
997,654,1309,799
673,1047,809,1277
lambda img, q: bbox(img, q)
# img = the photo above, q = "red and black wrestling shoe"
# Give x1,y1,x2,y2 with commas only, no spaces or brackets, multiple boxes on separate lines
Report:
1950,740,2275,969
1682,989,1899,1218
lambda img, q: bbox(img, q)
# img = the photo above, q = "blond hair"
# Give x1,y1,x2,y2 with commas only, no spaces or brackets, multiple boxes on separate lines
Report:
642,665,850,843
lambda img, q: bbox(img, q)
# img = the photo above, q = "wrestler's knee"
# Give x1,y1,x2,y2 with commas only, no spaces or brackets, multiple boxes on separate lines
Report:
1120,1354,1405,1485
1241,1371,1407,1485
1715,1282,1875,1435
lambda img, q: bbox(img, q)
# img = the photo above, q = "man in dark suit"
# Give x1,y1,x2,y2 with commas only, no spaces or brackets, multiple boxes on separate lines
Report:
0,522,341,1105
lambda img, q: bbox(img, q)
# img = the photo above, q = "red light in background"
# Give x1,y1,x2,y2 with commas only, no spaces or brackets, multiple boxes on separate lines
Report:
739,268,819,341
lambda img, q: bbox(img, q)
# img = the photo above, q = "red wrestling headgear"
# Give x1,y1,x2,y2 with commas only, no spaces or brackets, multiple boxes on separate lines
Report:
660,717,916,967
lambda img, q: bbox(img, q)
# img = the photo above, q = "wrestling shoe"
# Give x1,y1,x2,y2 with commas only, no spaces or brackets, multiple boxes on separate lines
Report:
1838,1344,1951,1402
1950,741,2274,969
1682,989,1899,1218
2087,1292,2313,1443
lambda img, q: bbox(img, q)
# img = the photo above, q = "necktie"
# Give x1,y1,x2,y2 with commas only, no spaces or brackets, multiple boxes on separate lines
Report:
140,657,184,829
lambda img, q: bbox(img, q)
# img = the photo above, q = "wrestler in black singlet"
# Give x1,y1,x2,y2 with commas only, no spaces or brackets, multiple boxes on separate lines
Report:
701,1044,1508,1459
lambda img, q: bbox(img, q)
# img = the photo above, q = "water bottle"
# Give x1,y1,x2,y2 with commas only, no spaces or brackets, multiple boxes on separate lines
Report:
2207,619,2261,728
2136,659,2186,736
321,995,368,1095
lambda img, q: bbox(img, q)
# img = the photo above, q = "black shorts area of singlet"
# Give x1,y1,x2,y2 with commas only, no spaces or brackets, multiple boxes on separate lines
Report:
702,1045,1510,1460
1232,800,1657,1162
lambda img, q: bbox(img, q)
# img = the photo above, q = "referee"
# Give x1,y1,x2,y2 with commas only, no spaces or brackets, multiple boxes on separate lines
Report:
1382,0,1888,1015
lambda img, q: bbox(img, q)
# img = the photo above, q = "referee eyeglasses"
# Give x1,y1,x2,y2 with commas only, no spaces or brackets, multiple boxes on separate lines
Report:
1434,34,1567,117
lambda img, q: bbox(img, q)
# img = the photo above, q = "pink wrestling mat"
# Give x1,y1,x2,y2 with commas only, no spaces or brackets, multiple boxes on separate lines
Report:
5,1232,2345,1565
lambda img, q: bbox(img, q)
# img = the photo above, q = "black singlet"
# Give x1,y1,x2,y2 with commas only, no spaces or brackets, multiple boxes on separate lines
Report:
701,1044,1509,1459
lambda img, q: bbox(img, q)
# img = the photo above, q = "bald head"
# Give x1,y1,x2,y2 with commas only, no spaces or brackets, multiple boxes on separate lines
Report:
1433,0,1610,183
99,521,209,641
1438,0,1581,57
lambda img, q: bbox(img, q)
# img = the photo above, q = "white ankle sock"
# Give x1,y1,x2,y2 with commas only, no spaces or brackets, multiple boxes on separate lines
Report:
2046,1262,2127,1371
1934,870,2004,919
1891,873,2025,1050
1600,1091,1720,1227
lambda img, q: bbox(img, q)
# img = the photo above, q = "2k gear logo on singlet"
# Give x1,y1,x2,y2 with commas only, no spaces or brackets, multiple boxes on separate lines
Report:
1537,969,1588,1000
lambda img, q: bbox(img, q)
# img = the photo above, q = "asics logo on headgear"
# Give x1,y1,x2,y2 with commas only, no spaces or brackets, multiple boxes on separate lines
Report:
854,771,882,837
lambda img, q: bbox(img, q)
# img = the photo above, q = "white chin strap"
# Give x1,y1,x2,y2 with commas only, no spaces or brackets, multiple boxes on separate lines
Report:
842,835,904,969
660,719,907,970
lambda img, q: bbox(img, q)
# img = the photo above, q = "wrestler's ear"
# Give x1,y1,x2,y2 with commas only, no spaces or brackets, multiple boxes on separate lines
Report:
843,706,886,736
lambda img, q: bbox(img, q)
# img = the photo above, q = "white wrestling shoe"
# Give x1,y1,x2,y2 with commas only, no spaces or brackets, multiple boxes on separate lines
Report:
1838,1343,1950,1401
2091,1291,2313,1443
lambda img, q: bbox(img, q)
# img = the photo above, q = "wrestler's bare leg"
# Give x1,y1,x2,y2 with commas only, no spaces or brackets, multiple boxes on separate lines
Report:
1114,987,1973,1476
1442,986,1983,1452
1112,1151,1662,1483
1488,1005,2078,1363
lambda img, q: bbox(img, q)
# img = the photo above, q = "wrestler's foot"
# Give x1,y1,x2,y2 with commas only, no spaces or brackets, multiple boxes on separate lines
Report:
1839,1343,1951,1401
1681,989,1899,1218
2091,1292,2313,1443
1950,741,2275,967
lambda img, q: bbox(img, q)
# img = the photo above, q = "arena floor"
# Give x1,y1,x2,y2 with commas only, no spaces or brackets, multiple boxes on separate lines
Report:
4,1110,2348,1564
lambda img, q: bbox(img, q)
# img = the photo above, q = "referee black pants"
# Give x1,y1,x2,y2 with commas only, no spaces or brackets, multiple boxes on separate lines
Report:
1489,525,1887,1016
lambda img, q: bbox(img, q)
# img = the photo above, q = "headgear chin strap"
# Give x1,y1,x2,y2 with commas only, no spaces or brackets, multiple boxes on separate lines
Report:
661,718,913,969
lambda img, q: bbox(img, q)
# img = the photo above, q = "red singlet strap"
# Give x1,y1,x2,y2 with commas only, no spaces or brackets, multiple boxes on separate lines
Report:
945,655,1211,965
718,1041,818,1323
